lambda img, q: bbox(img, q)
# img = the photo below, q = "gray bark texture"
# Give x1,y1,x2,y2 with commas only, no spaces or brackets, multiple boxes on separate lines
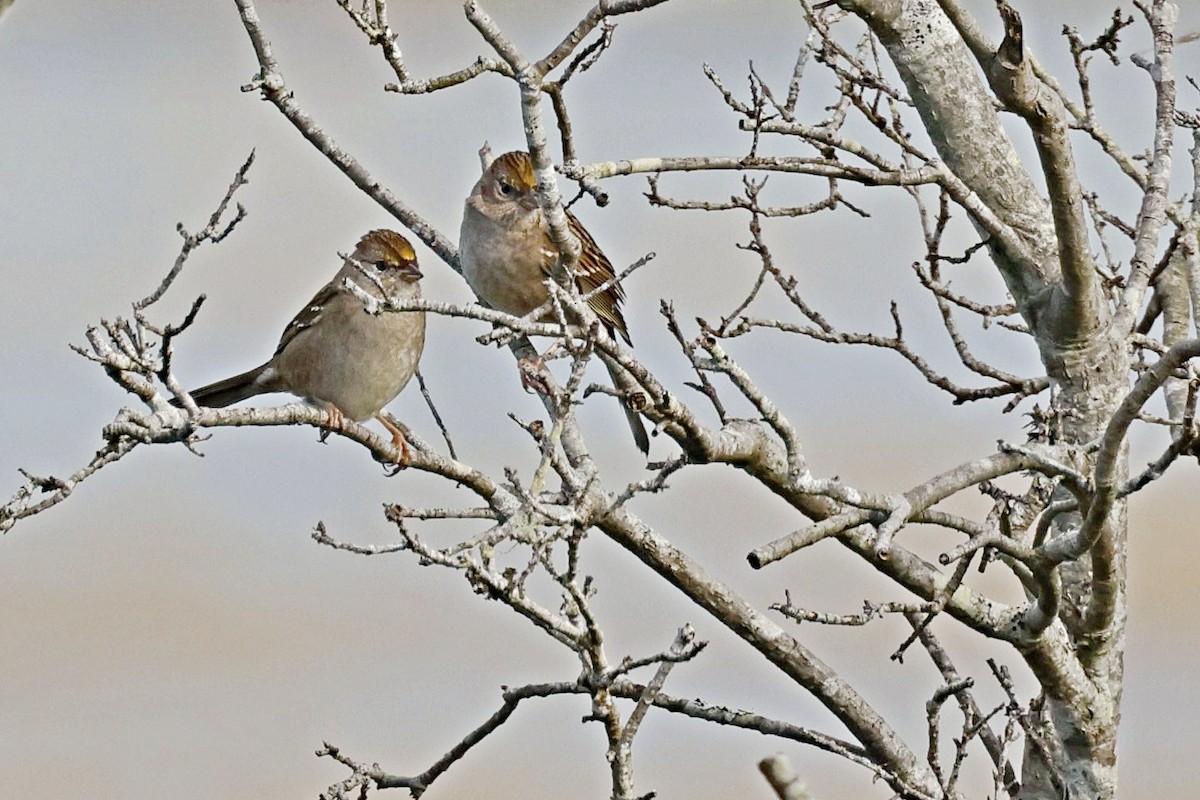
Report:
840,1,1178,798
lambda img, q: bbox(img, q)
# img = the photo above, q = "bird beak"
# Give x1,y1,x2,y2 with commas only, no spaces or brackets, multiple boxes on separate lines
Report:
400,261,423,280
519,194,539,212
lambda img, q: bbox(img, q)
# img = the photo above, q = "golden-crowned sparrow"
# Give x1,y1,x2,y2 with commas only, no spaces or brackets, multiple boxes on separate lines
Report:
459,150,649,454
180,229,426,458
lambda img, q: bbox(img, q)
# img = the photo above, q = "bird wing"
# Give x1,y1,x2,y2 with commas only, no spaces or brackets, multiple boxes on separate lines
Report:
273,282,343,358
538,211,632,345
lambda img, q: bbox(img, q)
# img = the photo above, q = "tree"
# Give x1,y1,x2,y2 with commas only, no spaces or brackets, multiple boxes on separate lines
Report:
2,1,1197,799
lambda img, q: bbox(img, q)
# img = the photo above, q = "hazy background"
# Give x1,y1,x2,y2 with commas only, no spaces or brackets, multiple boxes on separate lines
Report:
1,1,1197,798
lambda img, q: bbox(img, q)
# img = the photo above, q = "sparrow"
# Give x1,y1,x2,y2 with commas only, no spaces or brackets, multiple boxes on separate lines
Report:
178,229,426,460
459,150,649,454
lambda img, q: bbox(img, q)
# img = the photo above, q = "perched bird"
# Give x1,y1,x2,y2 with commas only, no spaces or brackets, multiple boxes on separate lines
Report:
178,229,426,460
459,150,650,454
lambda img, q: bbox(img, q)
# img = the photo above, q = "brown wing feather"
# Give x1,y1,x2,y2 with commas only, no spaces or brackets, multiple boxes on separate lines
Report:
273,282,343,358
543,211,631,345
507,148,631,345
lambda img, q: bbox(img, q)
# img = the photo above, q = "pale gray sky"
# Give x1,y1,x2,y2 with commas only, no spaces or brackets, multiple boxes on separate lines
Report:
1,2,1197,798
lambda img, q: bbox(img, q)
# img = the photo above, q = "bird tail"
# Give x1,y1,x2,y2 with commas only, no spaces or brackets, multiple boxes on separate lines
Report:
603,357,650,455
174,364,272,409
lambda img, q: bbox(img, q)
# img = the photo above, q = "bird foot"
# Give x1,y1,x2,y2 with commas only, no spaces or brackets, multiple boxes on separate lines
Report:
375,412,412,473
318,404,348,443
518,356,551,395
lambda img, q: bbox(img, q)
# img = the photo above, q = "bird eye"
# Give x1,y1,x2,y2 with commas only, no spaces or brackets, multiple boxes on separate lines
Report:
375,260,390,270
498,180,516,197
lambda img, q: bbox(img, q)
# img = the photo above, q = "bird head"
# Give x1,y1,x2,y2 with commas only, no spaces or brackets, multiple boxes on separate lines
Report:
484,151,540,213
355,229,422,282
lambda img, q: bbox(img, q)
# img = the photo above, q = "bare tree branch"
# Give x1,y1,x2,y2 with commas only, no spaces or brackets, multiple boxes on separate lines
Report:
234,0,459,268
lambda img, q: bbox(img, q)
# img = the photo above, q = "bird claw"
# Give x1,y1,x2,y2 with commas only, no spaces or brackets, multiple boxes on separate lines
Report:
319,405,410,472
318,404,348,443
375,412,412,473
518,356,551,395
324,404,347,430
